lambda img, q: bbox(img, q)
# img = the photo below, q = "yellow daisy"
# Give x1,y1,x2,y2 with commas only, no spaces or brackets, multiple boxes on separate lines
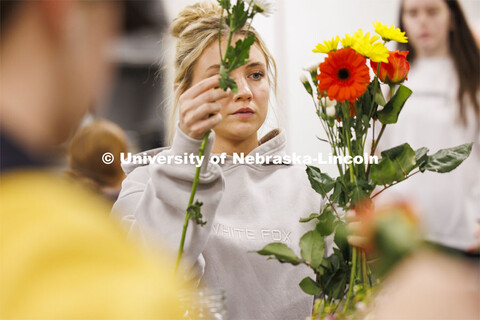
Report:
313,36,340,53
365,42,389,63
352,34,389,63
353,29,380,45
373,21,408,43
341,33,356,48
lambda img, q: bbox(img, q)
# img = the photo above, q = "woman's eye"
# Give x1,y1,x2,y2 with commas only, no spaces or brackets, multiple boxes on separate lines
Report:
249,71,265,80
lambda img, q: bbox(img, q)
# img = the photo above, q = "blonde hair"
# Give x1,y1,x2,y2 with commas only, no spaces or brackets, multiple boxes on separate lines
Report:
167,1,277,144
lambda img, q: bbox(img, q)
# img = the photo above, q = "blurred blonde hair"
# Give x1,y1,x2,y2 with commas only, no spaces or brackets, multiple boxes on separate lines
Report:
167,0,277,144
67,119,128,190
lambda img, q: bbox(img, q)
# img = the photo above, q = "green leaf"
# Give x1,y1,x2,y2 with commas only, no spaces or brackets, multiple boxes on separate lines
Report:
415,147,429,172
216,0,231,10
381,143,417,178
315,208,336,236
350,183,368,207
187,200,207,226
228,34,256,71
301,78,313,96
371,143,417,185
330,180,347,207
306,166,335,197
372,79,386,106
256,243,301,265
299,230,325,269
370,158,396,185
333,220,350,260
377,85,412,124
228,1,248,32
299,277,322,296
299,213,321,223
323,270,348,299
423,143,473,173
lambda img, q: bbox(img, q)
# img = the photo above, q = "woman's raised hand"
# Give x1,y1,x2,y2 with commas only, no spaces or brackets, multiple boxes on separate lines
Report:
178,75,231,140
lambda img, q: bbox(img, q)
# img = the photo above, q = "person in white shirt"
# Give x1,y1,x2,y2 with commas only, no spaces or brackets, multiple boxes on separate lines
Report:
378,0,480,252
112,2,331,319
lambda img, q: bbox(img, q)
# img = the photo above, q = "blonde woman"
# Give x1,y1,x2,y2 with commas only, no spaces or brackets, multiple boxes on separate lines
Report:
112,2,330,319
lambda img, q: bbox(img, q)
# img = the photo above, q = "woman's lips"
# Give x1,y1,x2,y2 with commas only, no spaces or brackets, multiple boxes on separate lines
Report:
232,108,254,118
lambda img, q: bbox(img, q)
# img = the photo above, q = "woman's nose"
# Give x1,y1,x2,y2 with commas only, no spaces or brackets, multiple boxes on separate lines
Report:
233,75,253,102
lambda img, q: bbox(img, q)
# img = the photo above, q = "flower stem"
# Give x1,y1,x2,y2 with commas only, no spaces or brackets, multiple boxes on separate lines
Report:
174,131,211,274
343,247,358,313
361,250,368,286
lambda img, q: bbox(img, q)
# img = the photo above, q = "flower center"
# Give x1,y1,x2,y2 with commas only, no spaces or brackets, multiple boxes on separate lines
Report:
337,68,350,80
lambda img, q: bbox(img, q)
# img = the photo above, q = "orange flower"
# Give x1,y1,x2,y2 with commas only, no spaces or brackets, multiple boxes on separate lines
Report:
370,50,410,85
317,48,370,103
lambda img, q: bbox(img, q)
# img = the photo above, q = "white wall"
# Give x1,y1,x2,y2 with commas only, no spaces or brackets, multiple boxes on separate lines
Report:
161,0,479,174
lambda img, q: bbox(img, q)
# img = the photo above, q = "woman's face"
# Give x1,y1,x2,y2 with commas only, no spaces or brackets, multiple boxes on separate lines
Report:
402,0,451,57
191,36,270,143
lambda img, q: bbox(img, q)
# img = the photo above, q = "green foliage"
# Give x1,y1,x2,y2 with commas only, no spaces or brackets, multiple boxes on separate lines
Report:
187,200,207,226
422,143,473,173
219,34,256,93
315,208,336,236
256,243,301,265
300,229,325,269
333,220,350,260
218,1,259,93
306,166,335,197
216,0,231,10
318,249,349,299
370,143,417,185
415,147,429,172
225,1,249,32
299,277,322,295
377,85,412,124
371,79,386,107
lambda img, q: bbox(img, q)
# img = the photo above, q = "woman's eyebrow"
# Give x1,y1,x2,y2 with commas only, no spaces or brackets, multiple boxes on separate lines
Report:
205,61,266,73
206,64,221,72
246,62,266,69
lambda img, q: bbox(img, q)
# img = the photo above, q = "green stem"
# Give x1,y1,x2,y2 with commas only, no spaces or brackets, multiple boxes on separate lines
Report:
361,251,368,286
218,8,224,60
174,131,211,274
343,247,358,313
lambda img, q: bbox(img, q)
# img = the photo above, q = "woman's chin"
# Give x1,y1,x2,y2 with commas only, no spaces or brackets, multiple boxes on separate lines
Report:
215,121,260,141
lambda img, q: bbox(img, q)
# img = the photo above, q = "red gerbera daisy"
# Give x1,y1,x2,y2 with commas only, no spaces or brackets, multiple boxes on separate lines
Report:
317,48,370,103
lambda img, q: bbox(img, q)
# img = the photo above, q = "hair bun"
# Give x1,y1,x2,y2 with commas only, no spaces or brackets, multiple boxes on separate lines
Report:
171,1,222,38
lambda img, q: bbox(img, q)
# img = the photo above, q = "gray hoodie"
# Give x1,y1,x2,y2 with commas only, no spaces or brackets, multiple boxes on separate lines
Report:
112,125,330,320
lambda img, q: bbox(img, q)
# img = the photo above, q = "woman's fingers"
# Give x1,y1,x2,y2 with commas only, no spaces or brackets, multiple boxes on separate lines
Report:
182,88,230,117
347,221,362,234
178,75,233,139
183,102,221,128
180,75,220,101
347,235,369,249
189,113,223,139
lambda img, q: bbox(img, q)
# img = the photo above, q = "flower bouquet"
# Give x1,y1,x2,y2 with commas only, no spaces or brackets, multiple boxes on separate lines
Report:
257,22,473,318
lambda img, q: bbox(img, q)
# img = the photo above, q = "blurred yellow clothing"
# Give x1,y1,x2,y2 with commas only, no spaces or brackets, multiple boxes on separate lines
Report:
0,170,186,319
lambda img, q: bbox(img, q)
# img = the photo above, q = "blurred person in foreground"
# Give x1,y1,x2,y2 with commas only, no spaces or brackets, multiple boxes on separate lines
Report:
67,119,128,202
378,0,480,253
0,1,186,319
347,202,480,319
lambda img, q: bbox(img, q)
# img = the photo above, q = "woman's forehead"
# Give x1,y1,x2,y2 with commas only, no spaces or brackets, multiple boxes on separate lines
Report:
198,40,267,71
